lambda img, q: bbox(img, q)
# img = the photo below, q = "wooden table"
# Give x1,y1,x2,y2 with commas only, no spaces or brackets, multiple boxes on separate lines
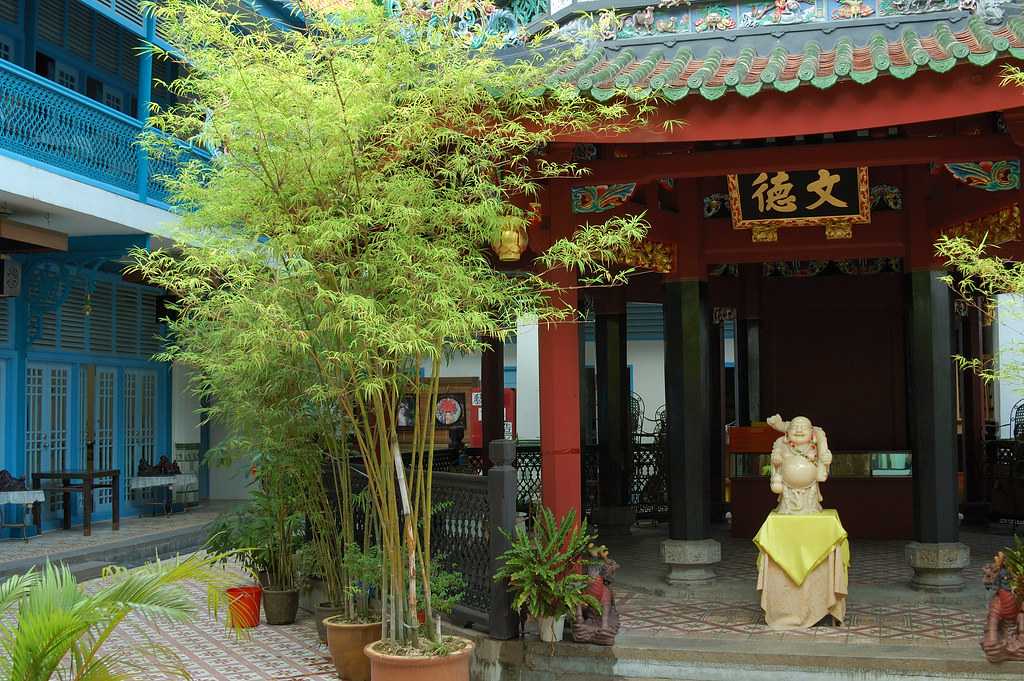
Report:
31,470,120,537
129,474,198,516
0,489,44,541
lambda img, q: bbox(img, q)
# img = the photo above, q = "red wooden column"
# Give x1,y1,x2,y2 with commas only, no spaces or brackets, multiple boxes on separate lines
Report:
539,267,582,521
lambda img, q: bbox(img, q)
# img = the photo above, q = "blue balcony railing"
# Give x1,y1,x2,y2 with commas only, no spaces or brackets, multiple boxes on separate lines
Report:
0,58,207,210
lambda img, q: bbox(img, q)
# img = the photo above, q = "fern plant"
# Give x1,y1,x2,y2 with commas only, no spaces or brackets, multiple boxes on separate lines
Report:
1000,535,1024,599
494,507,600,621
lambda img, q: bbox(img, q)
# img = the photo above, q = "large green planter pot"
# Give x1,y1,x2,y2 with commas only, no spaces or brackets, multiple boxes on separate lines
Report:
314,602,346,643
324,618,381,681
263,589,299,625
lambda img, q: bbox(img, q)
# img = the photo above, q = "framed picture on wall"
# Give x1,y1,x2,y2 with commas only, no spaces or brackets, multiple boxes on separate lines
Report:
435,393,466,428
397,395,417,430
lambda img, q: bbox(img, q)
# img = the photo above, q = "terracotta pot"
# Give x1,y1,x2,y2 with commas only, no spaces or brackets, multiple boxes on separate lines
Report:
314,602,346,643
365,638,474,681
263,588,299,625
324,618,381,681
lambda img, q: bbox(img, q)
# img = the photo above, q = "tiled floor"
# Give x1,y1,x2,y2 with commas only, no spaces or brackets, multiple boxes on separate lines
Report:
615,590,985,646
2,513,1011,677
101,579,336,681
608,524,1005,647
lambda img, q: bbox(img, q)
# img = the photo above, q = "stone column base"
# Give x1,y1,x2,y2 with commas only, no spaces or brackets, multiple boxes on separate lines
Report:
661,538,721,585
592,505,636,537
905,541,970,592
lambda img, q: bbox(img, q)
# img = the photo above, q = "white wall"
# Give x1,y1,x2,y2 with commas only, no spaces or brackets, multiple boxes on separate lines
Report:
206,417,253,501
0,154,179,237
627,340,666,427
394,319,739,443
435,346,518,378
171,362,202,447
516,317,540,440
998,294,1024,437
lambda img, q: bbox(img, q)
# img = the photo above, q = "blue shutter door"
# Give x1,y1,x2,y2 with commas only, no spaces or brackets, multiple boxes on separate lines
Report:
26,363,70,517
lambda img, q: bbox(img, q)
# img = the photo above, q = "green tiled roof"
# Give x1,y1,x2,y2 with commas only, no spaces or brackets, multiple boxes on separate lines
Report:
545,17,1024,101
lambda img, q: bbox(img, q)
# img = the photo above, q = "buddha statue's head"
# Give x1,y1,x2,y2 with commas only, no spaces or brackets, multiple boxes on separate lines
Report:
787,416,814,445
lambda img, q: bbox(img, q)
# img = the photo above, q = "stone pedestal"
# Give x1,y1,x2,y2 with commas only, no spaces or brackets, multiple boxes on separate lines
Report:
905,541,970,592
661,538,720,585
592,505,635,537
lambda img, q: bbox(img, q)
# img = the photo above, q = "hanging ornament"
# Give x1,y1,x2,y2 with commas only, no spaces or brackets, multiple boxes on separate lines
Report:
491,214,529,262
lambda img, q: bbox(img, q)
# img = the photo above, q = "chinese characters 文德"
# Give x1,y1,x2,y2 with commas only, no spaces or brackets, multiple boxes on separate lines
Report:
751,169,849,214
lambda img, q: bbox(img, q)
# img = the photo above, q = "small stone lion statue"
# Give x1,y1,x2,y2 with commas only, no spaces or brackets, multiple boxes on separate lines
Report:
571,543,621,646
981,550,1024,662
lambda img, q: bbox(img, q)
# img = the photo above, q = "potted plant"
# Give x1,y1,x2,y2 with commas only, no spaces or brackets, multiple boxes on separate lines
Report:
495,507,600,643
250,485,304,625
205,484,304,626
324,543,383,681
206,507,267,627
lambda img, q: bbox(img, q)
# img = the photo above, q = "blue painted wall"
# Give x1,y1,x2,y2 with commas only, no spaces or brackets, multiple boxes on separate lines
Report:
0,247,172,535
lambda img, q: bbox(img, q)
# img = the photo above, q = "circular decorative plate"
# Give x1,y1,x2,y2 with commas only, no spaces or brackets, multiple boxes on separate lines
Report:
435,397,463,426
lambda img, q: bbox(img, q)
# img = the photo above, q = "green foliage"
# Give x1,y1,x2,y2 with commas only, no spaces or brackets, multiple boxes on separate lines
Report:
338,542,383,622
1002,535,1024,594
494,507,599,620
0,554,242,681
935,235,1021,385
133,0,650,649
421,558,465,617
205,508,269,579
205,494,303,591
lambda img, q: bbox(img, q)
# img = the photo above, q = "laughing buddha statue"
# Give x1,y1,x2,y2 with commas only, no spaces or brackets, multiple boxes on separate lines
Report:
766,414,832,515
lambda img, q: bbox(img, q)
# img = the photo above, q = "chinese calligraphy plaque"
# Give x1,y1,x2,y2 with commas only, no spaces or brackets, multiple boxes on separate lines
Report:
727,167,870,235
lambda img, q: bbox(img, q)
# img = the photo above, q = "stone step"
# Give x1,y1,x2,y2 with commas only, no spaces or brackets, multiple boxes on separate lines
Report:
0,520,212,581
467,631,1024,681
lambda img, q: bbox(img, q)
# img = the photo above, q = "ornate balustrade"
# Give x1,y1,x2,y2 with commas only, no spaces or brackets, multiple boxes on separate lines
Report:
986,438,1024,520
509,441,667,521
0,58,207,209
631,441,669,521
431,470,492,626
333,445,520,638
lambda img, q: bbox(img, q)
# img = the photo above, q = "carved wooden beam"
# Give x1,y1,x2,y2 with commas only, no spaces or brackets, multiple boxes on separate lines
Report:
563,134,1019,186
1001,107,1024,147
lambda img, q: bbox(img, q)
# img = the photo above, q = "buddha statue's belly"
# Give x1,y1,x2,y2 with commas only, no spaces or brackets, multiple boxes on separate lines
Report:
781,456,817,489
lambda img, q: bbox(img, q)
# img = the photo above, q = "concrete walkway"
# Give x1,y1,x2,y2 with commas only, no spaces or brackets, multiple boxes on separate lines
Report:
0,501,232,580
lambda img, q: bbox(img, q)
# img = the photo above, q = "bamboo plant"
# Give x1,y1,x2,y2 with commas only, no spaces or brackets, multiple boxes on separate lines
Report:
134,0,652,652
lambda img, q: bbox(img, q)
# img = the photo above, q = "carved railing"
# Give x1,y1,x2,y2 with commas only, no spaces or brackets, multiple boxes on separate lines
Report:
986,438,1024,520
511,441,667,521
514,443,542,509
631,441,669,521
328,443,519,638
582,443,599,519
431,471,491,625
0,59,206,208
